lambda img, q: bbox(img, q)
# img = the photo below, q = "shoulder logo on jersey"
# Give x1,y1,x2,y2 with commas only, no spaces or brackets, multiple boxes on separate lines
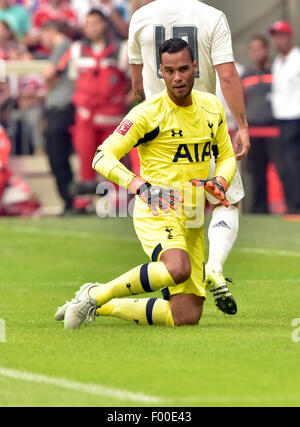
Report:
116,119,134,136
171,130,183,138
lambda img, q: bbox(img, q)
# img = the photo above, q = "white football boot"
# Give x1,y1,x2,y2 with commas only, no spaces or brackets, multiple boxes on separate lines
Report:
64,285,99,330
54,283,96,321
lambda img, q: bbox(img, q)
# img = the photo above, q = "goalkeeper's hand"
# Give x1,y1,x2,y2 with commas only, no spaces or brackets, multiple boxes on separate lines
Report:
190,176,229,207
129,176,183,216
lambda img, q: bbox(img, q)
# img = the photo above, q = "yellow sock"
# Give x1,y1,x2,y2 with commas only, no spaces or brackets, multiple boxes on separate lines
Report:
97,298,174,327
89,262,175,306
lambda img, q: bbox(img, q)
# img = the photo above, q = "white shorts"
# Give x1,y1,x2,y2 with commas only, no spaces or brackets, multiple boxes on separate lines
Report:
207,158,245,205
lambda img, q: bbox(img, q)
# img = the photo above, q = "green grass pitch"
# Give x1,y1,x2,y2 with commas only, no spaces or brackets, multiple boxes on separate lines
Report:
0,214,300,407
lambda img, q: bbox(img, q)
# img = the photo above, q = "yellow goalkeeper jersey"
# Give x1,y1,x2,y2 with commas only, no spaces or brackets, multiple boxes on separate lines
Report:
93,89,236,223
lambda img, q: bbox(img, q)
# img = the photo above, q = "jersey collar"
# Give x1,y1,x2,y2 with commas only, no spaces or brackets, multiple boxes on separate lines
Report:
164,89,196,112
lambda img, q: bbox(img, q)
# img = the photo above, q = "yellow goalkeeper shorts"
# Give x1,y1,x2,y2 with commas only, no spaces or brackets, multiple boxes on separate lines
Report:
133,201,206,299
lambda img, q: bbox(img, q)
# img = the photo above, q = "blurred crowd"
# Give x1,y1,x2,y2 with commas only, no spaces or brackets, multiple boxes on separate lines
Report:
0,0,149,216
0,0,299,216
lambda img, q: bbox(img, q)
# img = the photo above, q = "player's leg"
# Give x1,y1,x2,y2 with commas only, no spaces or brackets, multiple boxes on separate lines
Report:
206,165,243,275
97,293,204,327
96,294,204,327
89,248,190,304
64,248,191,329
97,297,175,327
170,294,205,326
205,202,238,315
206,202,239,275
96,251,203,327
205,160,244,314
159,225,206,326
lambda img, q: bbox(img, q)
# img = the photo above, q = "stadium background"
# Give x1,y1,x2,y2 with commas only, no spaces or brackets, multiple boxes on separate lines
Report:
207,0,300,65
1,0,298,216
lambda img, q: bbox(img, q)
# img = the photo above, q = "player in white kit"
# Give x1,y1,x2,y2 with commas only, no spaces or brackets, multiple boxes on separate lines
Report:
128,0,250,314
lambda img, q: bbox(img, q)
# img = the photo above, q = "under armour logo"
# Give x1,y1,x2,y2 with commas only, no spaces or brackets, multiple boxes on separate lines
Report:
171,130,183,138
207,121,215,139
213,221,231,229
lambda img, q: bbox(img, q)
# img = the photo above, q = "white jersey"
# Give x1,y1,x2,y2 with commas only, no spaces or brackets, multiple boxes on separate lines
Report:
271,47,300,120
128,0,234,98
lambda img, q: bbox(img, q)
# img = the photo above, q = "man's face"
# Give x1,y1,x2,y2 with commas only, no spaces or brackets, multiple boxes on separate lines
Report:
271,32,293,55
249,39,269,67
84,14,107,42
160,48,197,104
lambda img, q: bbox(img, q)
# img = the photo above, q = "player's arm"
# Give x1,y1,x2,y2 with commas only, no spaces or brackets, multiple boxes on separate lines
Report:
130,64,146,104
128,12,146,104
211,12,250,160
215,63,250,161
92,112,182,216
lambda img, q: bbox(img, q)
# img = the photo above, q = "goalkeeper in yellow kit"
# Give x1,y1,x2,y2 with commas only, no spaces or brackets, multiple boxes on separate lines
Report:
58,38,237,329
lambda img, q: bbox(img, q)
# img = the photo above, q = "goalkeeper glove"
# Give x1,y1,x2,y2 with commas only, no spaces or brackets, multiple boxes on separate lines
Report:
190,176,229,207
129,176,183,216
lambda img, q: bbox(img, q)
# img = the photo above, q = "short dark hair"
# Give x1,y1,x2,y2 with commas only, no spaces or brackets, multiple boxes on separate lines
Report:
249,35,270,48
159,38,194,63
40,20,68,34
87,8,108,21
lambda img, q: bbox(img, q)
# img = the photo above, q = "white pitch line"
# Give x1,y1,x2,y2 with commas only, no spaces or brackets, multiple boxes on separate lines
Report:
0,367,162,404
0,367,299,405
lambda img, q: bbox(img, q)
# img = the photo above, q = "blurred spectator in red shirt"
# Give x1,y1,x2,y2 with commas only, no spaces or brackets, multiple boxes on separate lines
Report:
57,8,131,197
